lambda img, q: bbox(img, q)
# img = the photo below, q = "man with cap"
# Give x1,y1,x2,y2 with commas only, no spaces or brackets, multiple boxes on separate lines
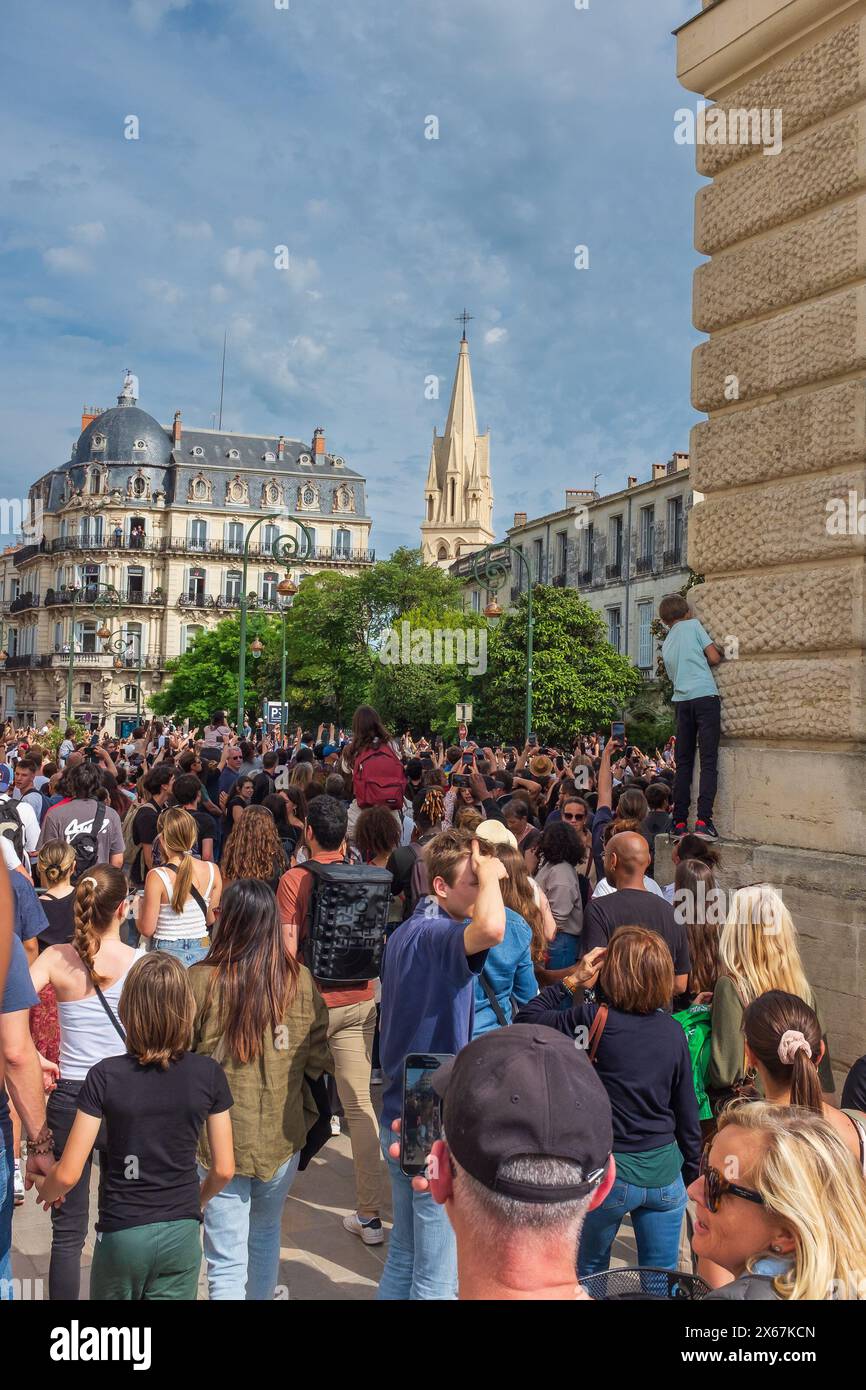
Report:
388,1022,615,1300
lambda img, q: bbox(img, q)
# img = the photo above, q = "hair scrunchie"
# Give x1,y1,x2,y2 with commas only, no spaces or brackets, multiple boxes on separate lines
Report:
79,876,98,889
778,1029,812,1065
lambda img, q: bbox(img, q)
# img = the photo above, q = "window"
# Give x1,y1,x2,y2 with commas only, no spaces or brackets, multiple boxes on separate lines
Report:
302,484,316,508
609,516,623,572
124,685,138,702
582,522,594,576
437,544,449,562
666,496,684,564
80,564,100,601
187,567,205,603
132,475,147,497
127,567,144,602
89,469,101,495
54,622,62,651
225,522,243,553
225,570,242,602
333,528,350,558
124,623,143,663
449,478,456,519
188,520,207,550
606,606,621,653
427,497,433,521
533,538,544,581
227,449,240,460
79,682,92,701
639,506,655,568
262,572,278,604
556,531,568,578
638,602,653,671
471,589,481,613
76,622,98,654
262,523,279,552
79,516,104,545
299,453,312,466
6,629,17,657
183,625,204,653
301,525,316,555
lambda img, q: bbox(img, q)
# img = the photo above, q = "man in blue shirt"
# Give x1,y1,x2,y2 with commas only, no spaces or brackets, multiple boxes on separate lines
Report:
377,828,507,1300
659,594,725,840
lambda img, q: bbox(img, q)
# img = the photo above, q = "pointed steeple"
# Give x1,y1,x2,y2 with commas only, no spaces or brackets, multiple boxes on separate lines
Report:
442,337,479,478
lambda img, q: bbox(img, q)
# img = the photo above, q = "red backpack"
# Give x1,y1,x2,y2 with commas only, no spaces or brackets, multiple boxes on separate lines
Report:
353,742,406,810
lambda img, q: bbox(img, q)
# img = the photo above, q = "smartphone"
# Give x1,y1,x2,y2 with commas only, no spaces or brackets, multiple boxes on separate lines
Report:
462,752,474,766
574,764,590,790
555,755,565,772
401,1053,451,1177
528,732,538,747
610,721,626,745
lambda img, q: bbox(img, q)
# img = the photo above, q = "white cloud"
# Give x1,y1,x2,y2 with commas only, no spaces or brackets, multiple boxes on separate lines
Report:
143,278,184,305
233,217,264,238
176,220,213,240
291,336,326,364
222,246,269,287
484,327,508,346
43,246,90,274
69,221,105,245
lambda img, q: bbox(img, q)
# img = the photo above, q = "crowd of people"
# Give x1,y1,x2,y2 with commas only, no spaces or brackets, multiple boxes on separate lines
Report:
0,682,864,1302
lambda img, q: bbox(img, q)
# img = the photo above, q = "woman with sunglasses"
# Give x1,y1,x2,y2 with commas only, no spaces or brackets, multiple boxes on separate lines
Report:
690,1101,866,1300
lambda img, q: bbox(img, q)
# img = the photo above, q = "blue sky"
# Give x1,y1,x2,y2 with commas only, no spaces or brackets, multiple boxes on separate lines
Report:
0,0,704,557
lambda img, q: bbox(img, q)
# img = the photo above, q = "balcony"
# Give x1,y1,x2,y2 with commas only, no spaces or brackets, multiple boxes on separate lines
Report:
48,534,155,557
635,556,654,576
578,569,593,586
605,562,622,580
9,591,39,613
663,548,683,569
175,593,286,613
12,543,43,568
44,535,377,566
551,573,566,588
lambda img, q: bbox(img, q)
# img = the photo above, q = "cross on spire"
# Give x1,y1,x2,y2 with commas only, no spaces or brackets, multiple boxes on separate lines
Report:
455,308,473,340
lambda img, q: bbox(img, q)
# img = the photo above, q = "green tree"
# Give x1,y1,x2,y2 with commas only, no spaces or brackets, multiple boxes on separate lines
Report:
477,585,643,745
368,604,485,733
152,614,272,725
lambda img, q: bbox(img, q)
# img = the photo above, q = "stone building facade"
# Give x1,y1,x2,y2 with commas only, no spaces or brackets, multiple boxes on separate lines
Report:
0,373,374,732
676,0,866,1073
450,454,695,674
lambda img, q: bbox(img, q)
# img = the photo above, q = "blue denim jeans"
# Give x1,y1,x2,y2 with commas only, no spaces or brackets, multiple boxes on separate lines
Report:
0,1123,13,1299
546,931,580,971
376,1121,457,1301
578,1174,688,1276
199,1153,300,1300
154,937,209,968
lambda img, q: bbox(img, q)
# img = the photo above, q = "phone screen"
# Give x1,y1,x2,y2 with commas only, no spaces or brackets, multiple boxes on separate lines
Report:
528,732,538,747
610,722,625,744
401,1054,451,1176
462,752,474,766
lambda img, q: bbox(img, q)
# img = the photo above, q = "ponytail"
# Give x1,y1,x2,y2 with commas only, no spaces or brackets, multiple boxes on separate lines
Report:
72,864,128,986
159,808,198,912
743,989,824,1115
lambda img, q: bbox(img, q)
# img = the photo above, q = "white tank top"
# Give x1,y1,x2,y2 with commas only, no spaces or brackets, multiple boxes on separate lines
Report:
58,949,144,1081
153,862,214,940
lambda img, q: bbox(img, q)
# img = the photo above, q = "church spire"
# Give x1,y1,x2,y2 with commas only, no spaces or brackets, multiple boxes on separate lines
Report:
442,335,479,471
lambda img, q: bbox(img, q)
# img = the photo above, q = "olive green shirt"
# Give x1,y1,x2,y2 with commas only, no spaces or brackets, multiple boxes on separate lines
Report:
189,963,333,1181
708,974,834,1094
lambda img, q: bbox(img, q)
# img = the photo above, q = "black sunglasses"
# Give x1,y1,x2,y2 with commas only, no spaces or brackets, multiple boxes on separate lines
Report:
699,1146,765,1213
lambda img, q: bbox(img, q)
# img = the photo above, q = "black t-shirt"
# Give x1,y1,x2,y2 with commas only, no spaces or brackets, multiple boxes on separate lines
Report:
77,1051,233,1234
35,891,76,950
842,1056,866,1112
251,770,276,805
222,795,246,840
131,802,160,887
191,809,217,855
583,887,691,977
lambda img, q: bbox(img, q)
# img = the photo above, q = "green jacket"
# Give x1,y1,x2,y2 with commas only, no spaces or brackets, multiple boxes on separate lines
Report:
190,962,333,1181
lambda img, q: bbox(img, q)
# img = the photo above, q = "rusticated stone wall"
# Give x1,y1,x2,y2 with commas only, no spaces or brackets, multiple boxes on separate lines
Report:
676,0,866,1072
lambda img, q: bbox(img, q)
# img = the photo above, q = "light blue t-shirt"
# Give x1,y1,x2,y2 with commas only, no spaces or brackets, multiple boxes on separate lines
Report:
662,618,719,702
472,907,538,1037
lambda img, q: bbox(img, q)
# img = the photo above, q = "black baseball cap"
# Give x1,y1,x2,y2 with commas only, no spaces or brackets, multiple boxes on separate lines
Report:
432,1024,612,1204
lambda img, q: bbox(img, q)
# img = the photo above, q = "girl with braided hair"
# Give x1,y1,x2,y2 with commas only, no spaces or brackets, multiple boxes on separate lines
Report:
28,865,142,1300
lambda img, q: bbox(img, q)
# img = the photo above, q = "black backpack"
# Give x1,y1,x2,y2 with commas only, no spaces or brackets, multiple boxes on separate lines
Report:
0,795,25,863
301,860,392,984
69,802,106,883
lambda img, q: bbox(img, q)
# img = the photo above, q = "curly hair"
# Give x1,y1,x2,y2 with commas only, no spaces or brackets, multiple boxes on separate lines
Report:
537,820,582,867
221,804,288,884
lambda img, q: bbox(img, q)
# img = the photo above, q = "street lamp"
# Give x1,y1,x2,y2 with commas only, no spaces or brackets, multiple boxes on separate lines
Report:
276,574,297,740
471,544,535,743
236,517,313,730
250,637,263,659
98,625,145,720
64,582,121,722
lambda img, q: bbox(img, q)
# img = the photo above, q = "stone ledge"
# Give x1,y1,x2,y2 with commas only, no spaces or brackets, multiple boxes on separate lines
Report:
690,564,864,654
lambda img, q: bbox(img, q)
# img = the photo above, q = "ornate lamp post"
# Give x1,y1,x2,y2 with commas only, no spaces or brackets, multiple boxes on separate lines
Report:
236,517,313,730
470,544,534,743
276,574,298,739
96,623,144,719
64,582,121,722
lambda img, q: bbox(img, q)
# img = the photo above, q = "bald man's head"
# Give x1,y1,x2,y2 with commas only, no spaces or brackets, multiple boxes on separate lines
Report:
604,831,650,886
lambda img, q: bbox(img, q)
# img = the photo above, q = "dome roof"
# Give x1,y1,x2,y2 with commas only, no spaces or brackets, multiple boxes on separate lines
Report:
74,382,172,467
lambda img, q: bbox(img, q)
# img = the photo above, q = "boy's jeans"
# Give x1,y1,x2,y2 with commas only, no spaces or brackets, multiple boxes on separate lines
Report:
376,1122,457,1300
672,695,721,826
200,1154,300,1300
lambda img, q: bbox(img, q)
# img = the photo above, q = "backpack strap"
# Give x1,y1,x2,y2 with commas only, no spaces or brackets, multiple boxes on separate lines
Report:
478,968,510,1028
587,1003,609,1064
92,981,127,1044
161,862,208,917
91,800,106,839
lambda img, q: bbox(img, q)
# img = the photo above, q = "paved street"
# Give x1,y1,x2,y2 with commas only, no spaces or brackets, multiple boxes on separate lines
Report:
11,1114,641,1299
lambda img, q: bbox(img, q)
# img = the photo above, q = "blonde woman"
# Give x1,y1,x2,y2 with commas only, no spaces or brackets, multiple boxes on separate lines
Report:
689,1101,866,1300
138,808,221,967
29,865,142,1300
707,885,834,1102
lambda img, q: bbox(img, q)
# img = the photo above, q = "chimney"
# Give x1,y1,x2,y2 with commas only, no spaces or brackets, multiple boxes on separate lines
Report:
627,475,638,488
172,411,182,445
513,511,527,528
277,434,285,461
652,463,666,481
81,407,100,431
674,452,689,472
313,427,325,457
